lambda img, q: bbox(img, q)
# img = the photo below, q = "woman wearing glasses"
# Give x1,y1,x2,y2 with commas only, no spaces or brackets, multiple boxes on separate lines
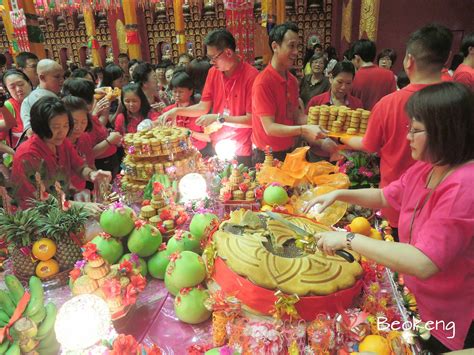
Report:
305,82,474,353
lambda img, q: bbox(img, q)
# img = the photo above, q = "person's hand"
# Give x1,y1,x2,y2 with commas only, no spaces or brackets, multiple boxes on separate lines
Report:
320,138,343,161
92,97,111,116
303,190,339,214
196,114,218,127
74,201,105,215
107,131,122,145
301,124,327,144
89,169,112,183
155,108,177,126
151,102,166,112
315,231,347,256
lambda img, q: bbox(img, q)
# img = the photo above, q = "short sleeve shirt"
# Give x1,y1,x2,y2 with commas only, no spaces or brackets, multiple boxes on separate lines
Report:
251,64,300,152
383,161,474,350
351,65,396,110
201,62,258,157
453,63,474,91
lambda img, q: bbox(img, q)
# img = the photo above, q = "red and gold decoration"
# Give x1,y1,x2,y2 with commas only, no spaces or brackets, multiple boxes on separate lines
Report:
83,5,102,67
173,0,186,54
19,0,46,58
224,0,255,63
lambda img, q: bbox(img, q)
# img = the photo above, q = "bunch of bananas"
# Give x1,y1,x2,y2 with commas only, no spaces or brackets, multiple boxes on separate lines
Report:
0,275,59,354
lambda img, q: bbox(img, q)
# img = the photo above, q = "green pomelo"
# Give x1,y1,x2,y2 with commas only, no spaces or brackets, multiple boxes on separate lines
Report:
90,235,124,264
120,253,148,277
127,224,162,257
99,206,135,238
263,185,289,206
147,249,171,279
164,251,206,296
174,287,211,324
189,213,218,239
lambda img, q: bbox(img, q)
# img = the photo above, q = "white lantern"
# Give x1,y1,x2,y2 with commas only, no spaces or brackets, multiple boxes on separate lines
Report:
215,139,237,161
179,173,208,202
55,294,112,353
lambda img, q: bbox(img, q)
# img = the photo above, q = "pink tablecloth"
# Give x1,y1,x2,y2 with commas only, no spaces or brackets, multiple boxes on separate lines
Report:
42,278,212,354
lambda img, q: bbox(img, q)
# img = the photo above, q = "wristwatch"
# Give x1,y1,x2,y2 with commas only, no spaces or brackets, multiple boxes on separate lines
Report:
346,232,356,250
217,113,225,124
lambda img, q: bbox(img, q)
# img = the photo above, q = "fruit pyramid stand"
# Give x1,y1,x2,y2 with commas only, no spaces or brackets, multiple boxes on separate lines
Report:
0,149,425,354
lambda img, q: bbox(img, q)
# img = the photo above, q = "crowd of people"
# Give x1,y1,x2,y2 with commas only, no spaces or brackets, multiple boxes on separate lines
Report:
0,22,473,353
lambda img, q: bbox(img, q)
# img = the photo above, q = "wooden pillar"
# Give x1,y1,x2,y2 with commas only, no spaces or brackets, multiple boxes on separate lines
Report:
83,6,103,67
122,0,142,60
276,0,285,24
0,0,17,59
19,0,46,58
173,0,186,55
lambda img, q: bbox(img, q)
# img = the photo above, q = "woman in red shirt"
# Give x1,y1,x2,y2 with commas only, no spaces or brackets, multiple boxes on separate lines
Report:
306,61,363,112
11,96,110,212
162,72,211,155
1,70,32,148
114,83,152,135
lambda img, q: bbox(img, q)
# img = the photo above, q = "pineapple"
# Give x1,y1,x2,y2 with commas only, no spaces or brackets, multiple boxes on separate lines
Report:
0,208,41,277
39,205,90,270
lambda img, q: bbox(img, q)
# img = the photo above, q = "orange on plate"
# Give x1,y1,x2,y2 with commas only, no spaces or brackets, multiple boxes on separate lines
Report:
349,217,371,236
35,259,60,278
32,238,57,261
359,335,391,355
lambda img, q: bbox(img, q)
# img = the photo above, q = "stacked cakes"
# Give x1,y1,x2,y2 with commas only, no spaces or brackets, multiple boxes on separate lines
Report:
307,105,371,135
121,127,200,192
219,168,256,202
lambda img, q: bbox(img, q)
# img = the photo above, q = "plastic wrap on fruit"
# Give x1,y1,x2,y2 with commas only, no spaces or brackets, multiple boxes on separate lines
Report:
137,119,153,132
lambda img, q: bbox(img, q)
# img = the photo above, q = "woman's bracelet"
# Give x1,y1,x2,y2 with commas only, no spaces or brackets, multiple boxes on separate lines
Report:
105,138,111,145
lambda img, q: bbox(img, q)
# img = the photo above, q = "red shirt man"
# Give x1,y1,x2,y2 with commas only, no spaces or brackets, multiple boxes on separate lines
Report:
342,24,453,227
201,61,258,156
351,65,396,110
251,22,326,162
159,29,257,166
252,64,299,152
453,63,474,90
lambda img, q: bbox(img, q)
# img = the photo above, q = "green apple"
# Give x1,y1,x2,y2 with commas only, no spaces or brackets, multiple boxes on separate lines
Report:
90,234,124,264
99,204,135,238
174,287,211,324
127,224,162,257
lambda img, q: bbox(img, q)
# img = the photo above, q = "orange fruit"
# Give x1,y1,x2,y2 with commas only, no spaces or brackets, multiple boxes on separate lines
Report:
348,217,371,236
369,228,383,240
35,259,60,279
359,335,391,355
32,238,57,261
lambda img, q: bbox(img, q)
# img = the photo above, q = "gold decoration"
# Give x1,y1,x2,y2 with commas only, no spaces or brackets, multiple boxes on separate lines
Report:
359,0,380,41
272,290,300,321
116,20,127,54
341,0,353,43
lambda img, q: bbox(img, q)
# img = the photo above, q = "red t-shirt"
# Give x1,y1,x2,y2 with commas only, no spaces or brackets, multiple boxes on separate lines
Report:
351,65,397,110
201,61,258,157
440,68,453,82
252,64,300,152
362,83,433,225
453,63,474,91
89,115,117,160
114,113,144,135
69,133,95,190
162,103,207,150
11,134,85,208
305,91,363,113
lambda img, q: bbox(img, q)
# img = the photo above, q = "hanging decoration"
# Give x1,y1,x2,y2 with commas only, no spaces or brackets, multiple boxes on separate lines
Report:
173,0,186,54
10,9,30,52
224,0,255,64
35,0,162,15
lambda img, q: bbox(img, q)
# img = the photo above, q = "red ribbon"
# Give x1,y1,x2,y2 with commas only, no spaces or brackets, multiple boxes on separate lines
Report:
125,30,140,44
212,257,362,321
0,292,31,343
